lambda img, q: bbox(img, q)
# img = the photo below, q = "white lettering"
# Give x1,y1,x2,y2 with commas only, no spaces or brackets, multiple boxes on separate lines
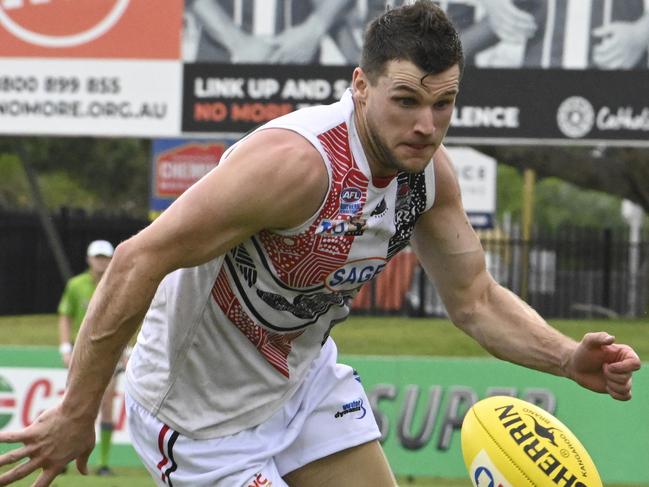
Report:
452,106,520,128
194,78,245,98
596,107,649,131
281,79,331,100
247,78,280,99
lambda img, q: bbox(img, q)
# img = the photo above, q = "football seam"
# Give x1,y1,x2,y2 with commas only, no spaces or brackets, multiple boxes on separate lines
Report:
472,409,536,486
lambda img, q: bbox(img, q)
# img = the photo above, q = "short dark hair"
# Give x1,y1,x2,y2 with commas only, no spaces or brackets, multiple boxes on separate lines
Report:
360,0,464,83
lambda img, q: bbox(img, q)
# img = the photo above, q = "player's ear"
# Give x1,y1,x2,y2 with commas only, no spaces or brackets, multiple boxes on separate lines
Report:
352,67,370,103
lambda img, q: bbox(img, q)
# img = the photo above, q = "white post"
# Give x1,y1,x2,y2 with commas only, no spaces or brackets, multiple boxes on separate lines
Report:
621,200,644,317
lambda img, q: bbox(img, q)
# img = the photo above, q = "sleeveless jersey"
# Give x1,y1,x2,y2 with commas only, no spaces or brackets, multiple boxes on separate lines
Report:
125,89,436,439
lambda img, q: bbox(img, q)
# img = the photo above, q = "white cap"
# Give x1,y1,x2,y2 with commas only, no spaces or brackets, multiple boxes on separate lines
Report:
87,240,114,257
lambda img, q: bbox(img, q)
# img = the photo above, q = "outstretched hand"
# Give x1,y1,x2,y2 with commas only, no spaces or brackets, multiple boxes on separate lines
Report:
566,332,641,400
0,405,95,486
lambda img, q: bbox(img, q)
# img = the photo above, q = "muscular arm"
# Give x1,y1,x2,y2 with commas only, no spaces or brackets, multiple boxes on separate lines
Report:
411,147,640,397
0,129,329,486
67,128,328,421
411,147,574,375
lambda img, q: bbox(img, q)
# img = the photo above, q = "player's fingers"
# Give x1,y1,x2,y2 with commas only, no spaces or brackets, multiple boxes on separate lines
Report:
604,365,632,386
0,457,41,486
606,381,632,401
75,448,91,475
0,445,34,467
31,468,61,487
0,430,27,444
582,332,615,349
606,355,642,374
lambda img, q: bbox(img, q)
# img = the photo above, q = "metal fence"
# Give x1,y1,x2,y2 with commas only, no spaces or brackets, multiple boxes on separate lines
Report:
353,228,649,319
1,210,647,319
0,209,146,315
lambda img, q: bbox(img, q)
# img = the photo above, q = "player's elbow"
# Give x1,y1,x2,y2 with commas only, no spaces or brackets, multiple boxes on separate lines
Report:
447,275,497,333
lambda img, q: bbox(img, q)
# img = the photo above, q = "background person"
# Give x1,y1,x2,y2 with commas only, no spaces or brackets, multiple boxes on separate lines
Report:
0,2,641,486
56,240,120,477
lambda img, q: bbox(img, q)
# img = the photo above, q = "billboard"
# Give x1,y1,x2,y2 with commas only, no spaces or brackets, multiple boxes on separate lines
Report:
0,0,184,137
1,0,648,145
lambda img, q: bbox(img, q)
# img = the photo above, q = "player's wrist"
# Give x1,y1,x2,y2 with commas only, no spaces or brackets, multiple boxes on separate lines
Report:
59,342,73,354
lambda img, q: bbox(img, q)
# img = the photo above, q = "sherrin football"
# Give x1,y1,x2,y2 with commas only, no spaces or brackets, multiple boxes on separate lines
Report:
461,396,602,487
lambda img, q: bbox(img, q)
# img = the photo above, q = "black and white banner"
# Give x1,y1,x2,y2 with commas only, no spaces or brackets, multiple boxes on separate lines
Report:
182,64,649,146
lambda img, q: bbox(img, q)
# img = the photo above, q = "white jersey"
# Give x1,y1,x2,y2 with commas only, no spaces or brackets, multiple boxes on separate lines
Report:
125,89,436,439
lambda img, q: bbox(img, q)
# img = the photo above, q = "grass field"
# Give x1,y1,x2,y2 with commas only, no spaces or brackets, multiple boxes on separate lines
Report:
0,314,647,487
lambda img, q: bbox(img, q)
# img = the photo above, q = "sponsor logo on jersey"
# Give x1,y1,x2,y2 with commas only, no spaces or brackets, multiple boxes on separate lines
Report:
370,198,387,218
324,257,387,291
315,215,367,236
246,472,271,487
334,397,366,419
340,187,362,215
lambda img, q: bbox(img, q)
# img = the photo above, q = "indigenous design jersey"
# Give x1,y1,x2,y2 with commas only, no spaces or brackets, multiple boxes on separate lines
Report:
125,90,436,439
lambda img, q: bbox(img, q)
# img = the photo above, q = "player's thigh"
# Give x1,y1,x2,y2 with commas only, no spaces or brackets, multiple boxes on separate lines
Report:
283,440,396,487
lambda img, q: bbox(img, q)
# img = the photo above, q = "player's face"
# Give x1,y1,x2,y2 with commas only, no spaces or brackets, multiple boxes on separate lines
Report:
352,60,460,177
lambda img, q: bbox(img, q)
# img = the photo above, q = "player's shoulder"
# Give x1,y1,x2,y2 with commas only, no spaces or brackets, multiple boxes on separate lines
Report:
431,145,462,207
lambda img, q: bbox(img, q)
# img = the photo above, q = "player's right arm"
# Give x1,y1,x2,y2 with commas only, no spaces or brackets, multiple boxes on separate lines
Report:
0,128,329,487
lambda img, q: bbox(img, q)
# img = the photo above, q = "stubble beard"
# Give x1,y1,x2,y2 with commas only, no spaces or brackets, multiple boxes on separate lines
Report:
365,115,407,175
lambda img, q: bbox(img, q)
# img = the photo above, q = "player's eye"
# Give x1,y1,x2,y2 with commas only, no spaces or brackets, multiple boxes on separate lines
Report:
395,97,417,107
434,98,454,110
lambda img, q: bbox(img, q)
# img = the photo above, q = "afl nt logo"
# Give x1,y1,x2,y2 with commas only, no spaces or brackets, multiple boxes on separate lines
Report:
0,0,130,48
556,96,595,139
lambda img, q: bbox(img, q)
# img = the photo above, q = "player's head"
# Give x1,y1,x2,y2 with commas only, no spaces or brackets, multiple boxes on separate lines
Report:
360,0,464,85
86,240,114,279
352,1,463,176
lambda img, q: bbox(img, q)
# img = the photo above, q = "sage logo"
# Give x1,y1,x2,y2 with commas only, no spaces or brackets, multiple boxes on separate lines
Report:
0,375,16,429
0,0,130,48
557,96,595,139
324,257,387,291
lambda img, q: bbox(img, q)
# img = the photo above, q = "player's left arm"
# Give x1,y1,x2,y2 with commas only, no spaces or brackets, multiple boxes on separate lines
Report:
411,146,641,400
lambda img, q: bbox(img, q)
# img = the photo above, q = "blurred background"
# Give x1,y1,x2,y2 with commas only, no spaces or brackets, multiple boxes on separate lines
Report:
0,0,648,485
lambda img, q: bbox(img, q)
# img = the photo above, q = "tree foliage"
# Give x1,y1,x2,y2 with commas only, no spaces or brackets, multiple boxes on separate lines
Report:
0,137,150,217
476,145,649,213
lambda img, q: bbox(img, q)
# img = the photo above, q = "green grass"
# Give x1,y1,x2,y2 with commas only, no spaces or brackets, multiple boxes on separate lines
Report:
332,315,649,359
1,314,647,487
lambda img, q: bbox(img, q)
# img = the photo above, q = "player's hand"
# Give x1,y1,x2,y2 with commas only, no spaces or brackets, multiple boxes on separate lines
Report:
592,21,649,69
0,404,95,486
566,332,641,401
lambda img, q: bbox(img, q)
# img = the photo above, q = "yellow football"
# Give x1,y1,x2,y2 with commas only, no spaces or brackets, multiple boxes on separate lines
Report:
461,396,602,487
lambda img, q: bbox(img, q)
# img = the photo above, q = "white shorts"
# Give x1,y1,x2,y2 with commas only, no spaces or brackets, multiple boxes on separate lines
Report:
126,342,381,487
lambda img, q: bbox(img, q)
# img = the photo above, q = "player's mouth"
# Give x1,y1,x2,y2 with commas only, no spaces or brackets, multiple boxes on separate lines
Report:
402,142,433,153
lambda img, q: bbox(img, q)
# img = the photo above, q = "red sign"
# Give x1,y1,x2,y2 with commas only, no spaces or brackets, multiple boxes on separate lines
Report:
0,0,182,58
155,143,225,198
